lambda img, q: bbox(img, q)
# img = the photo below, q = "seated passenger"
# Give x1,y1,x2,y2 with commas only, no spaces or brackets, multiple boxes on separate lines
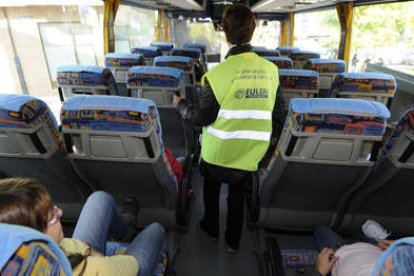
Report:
0,178,166,276
314,222,414,276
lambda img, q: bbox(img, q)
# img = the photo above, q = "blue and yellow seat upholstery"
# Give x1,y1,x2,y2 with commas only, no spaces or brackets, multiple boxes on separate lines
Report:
328,72,397,108
172,47,206,80
277,46,300,57
182,43,206,54
305,58,346,92
0,224,71,276
262,56,293,69
252,46,280,57
278,69,320,108
290,50,321,69
131,46,162,65
105,53,145,82
150,42,174,54
0,94,92,221
256,98,389,231
340,107,414,234
57,65,119,100
61,95,190,228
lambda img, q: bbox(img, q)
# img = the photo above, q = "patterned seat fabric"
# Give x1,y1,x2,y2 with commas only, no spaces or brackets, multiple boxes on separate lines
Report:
276,46,300,56
0,94,62,147
382,108,414,156
154,56,194,71
57,65,116,86
1,242,65,276
105,53,145,67
263,57,293,69
288,98,390,136
305,58,346,73
150,42,174,52
330,72,396,94
131,46,162,58
290,50,320,61
171,47,202,60
182,43,207,54
127,66,185,88
279,69,320,90
61,95,178,187
252,46,280,57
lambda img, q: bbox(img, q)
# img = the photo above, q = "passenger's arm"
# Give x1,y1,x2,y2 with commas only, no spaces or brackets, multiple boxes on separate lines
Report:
315,248,339,276
174,79,220,127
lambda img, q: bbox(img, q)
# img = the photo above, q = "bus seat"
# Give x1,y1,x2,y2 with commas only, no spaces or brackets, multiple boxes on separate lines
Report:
171,47,206,81
278,69,320,108
61,95,193,228
131,45,162,65
256,98,390,231
263,56,294,69
150,42,175,55
0,94,92,222
57,65,119,102
304,58,346,97
252,46,280,57
154,56,198,103
277,46,300,57
127,66,195,157
105,53,145,97
182,42,208,70
338,108,414,235
0,223,71,276
290,50,320,69
328,72,397,109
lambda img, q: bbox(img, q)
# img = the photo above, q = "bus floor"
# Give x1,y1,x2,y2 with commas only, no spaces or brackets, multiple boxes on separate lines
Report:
174,170,262,276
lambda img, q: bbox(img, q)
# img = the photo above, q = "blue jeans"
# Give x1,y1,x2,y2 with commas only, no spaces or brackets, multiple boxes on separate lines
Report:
72,191,166,276
313,226,346,252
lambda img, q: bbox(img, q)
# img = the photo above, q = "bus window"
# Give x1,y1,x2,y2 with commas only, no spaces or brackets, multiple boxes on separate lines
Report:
350,1,414,74
294,9,340,59
251,19,280,49
114,4,157,53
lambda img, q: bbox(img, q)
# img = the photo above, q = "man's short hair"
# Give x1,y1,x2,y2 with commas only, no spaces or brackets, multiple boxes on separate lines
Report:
221,4,256,45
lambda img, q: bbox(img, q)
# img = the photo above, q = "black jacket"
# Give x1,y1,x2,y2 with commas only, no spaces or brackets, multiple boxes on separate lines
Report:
176,44,286,169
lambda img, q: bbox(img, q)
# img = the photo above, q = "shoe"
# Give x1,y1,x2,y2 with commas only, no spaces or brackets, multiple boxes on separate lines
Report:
199,222,218,242
362,219,390,241
227,246,238,254
120,197,139,242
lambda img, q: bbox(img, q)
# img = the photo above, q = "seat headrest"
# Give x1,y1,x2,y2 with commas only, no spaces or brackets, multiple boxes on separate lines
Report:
127,66,185,88
150,42,175,51
171,47,202,59
182,43,207,53
252,47,280,57
131,46,162,58
290,50,320,61
382,108,414,155
332,72,397,94
289,98,390,136
279,69,320,90
263,56,293,69
276,46,300,55
57,65,116,86
305,58,346,73
105,53,145,67
154,56,193,71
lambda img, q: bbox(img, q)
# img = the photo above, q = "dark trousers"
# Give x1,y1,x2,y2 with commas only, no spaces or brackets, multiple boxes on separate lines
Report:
199,160,253,250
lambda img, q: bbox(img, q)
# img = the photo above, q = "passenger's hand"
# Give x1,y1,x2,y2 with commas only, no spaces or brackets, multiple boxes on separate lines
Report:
315,248,339,276
378,240,395,251
173,95,182,108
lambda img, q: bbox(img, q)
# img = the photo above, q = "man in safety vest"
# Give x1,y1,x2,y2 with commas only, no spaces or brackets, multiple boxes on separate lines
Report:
173,3,285,252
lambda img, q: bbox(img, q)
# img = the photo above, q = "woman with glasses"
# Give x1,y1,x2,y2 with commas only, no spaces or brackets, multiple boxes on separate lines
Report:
0,178,166,276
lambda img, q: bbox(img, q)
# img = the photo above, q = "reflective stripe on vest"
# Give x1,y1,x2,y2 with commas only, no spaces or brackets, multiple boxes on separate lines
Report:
201,52,279,171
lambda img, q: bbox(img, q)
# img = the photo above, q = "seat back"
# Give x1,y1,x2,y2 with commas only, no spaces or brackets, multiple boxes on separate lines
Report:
340,108,414,235
57,65,119,101
278,69,320,109
171,47,205,82
0,223,71,276
105,53,145,96
150,42,174,55
328,72,397,109
131,46,162,65
0,94,92,221
61,95,180,227
252,46,280,57
258,98,390,231
304,58,346,94
263,56,293,69
127,66,195,156
277,46,300,57
290,50,320,69
182,42,208,71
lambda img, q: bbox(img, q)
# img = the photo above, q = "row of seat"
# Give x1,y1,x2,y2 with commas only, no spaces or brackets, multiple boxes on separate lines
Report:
0,93,193,229
252,97,414,236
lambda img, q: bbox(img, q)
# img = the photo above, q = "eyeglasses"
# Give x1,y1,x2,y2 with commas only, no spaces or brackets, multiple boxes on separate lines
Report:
47,206,63,225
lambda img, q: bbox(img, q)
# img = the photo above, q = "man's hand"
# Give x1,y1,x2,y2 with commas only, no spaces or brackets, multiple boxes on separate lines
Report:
315,248,339,276
378,240,395,251
173,95,182,108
